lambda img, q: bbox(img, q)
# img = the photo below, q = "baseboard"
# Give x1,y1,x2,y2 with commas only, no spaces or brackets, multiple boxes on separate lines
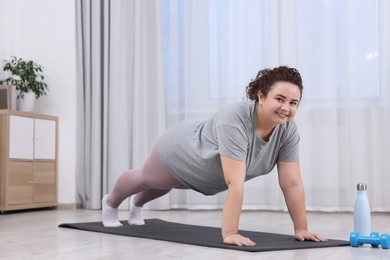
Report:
57,203,83,210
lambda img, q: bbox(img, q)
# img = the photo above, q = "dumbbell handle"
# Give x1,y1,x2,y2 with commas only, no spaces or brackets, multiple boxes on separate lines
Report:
356,236,381,244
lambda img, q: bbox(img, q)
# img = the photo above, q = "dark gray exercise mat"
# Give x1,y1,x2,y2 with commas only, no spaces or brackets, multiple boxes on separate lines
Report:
58,218,350,252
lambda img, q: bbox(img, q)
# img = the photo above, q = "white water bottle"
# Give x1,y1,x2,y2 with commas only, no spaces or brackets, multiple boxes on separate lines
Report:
354,183,371,236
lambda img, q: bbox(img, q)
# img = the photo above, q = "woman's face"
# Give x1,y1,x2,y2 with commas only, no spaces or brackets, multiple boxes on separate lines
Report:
257,81,301,125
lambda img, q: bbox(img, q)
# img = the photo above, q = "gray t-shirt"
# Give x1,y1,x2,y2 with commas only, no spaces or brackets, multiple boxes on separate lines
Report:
158,100,300,195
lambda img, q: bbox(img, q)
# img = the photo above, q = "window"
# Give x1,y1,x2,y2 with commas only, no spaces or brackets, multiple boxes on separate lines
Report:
162,0,382,123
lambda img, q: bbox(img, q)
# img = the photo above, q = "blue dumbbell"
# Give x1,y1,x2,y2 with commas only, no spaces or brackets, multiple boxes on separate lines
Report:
350,232,390,249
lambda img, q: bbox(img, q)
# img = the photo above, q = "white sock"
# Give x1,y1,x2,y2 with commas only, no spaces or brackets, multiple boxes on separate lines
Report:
128,202,145,225
102,194,123,227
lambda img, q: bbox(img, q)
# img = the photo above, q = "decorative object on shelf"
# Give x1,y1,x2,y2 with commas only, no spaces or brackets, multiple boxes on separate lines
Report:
0,85,16,110
0,56,49,112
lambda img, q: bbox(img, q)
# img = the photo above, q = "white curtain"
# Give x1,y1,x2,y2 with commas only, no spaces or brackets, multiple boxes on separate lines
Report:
76,0,166,209
162,0,390,211
76,0,390,212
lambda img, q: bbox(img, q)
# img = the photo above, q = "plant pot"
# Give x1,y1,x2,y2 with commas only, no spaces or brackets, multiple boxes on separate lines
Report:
17,91,36,112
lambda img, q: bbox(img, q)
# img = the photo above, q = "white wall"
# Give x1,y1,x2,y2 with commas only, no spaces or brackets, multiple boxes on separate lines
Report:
0,0,77,204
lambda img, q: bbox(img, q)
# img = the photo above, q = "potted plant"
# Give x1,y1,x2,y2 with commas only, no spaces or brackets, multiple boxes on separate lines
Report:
0,56,48,111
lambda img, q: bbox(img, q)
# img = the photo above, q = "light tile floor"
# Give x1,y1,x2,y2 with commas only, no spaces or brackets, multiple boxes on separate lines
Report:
1,209,389,259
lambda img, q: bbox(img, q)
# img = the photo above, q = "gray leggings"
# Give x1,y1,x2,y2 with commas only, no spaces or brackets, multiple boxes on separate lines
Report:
108,142,188,208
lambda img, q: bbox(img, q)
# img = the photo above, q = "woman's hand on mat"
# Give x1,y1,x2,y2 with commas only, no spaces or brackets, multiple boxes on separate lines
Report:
223,233,256,247
295,230,328,242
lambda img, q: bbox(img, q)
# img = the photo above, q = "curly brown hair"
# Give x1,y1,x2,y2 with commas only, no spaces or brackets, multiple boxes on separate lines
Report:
245,66,303,101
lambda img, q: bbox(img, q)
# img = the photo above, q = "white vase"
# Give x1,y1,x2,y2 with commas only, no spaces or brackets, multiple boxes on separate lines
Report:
17,91,36,112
